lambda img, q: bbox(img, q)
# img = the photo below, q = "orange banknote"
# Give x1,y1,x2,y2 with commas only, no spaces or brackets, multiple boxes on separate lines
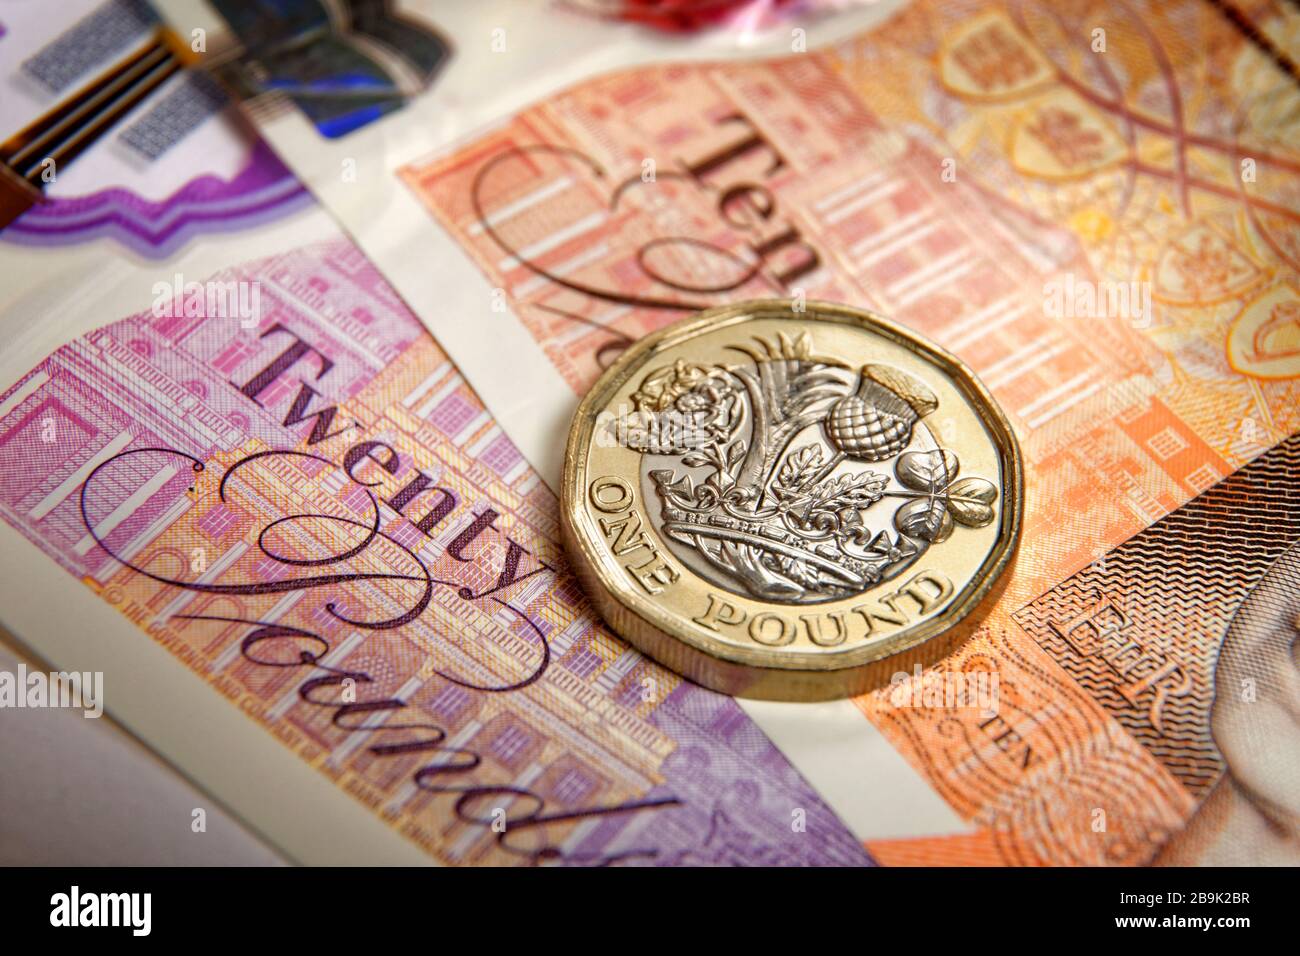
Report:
396,0,1300,863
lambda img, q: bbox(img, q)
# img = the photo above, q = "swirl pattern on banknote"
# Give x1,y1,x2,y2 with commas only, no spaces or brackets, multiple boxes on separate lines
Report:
0,238,869,866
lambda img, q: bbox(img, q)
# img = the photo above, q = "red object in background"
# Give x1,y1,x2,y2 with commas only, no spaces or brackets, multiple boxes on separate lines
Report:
569,0,807,33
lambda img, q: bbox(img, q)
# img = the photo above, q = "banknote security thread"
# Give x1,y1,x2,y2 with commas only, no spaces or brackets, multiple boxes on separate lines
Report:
561,299,1024,700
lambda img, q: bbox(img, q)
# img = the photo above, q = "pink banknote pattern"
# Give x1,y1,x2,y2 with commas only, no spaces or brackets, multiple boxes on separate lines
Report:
0,236,869,865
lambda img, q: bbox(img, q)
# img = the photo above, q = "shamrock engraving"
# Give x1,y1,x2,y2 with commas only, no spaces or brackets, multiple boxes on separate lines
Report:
890,449,998,544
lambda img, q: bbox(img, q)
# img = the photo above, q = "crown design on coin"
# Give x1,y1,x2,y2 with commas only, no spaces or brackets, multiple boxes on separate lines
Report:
610,332,999,603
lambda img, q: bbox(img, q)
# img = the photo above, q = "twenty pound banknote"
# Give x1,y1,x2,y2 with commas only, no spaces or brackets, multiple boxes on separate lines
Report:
0,216,876,865
212,0,1299,864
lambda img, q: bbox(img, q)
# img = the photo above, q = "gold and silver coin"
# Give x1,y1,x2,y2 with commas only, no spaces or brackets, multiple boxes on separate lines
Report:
561,300,1023,701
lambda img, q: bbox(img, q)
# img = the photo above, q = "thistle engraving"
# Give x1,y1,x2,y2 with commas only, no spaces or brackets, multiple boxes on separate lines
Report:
610,332,999,604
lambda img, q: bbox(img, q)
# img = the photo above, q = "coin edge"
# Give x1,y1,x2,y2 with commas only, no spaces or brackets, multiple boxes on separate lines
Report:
560,298,1024,701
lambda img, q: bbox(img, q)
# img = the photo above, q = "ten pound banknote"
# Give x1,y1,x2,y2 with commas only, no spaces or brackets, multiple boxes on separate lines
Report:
381,0,1300,864
0,233,872,866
